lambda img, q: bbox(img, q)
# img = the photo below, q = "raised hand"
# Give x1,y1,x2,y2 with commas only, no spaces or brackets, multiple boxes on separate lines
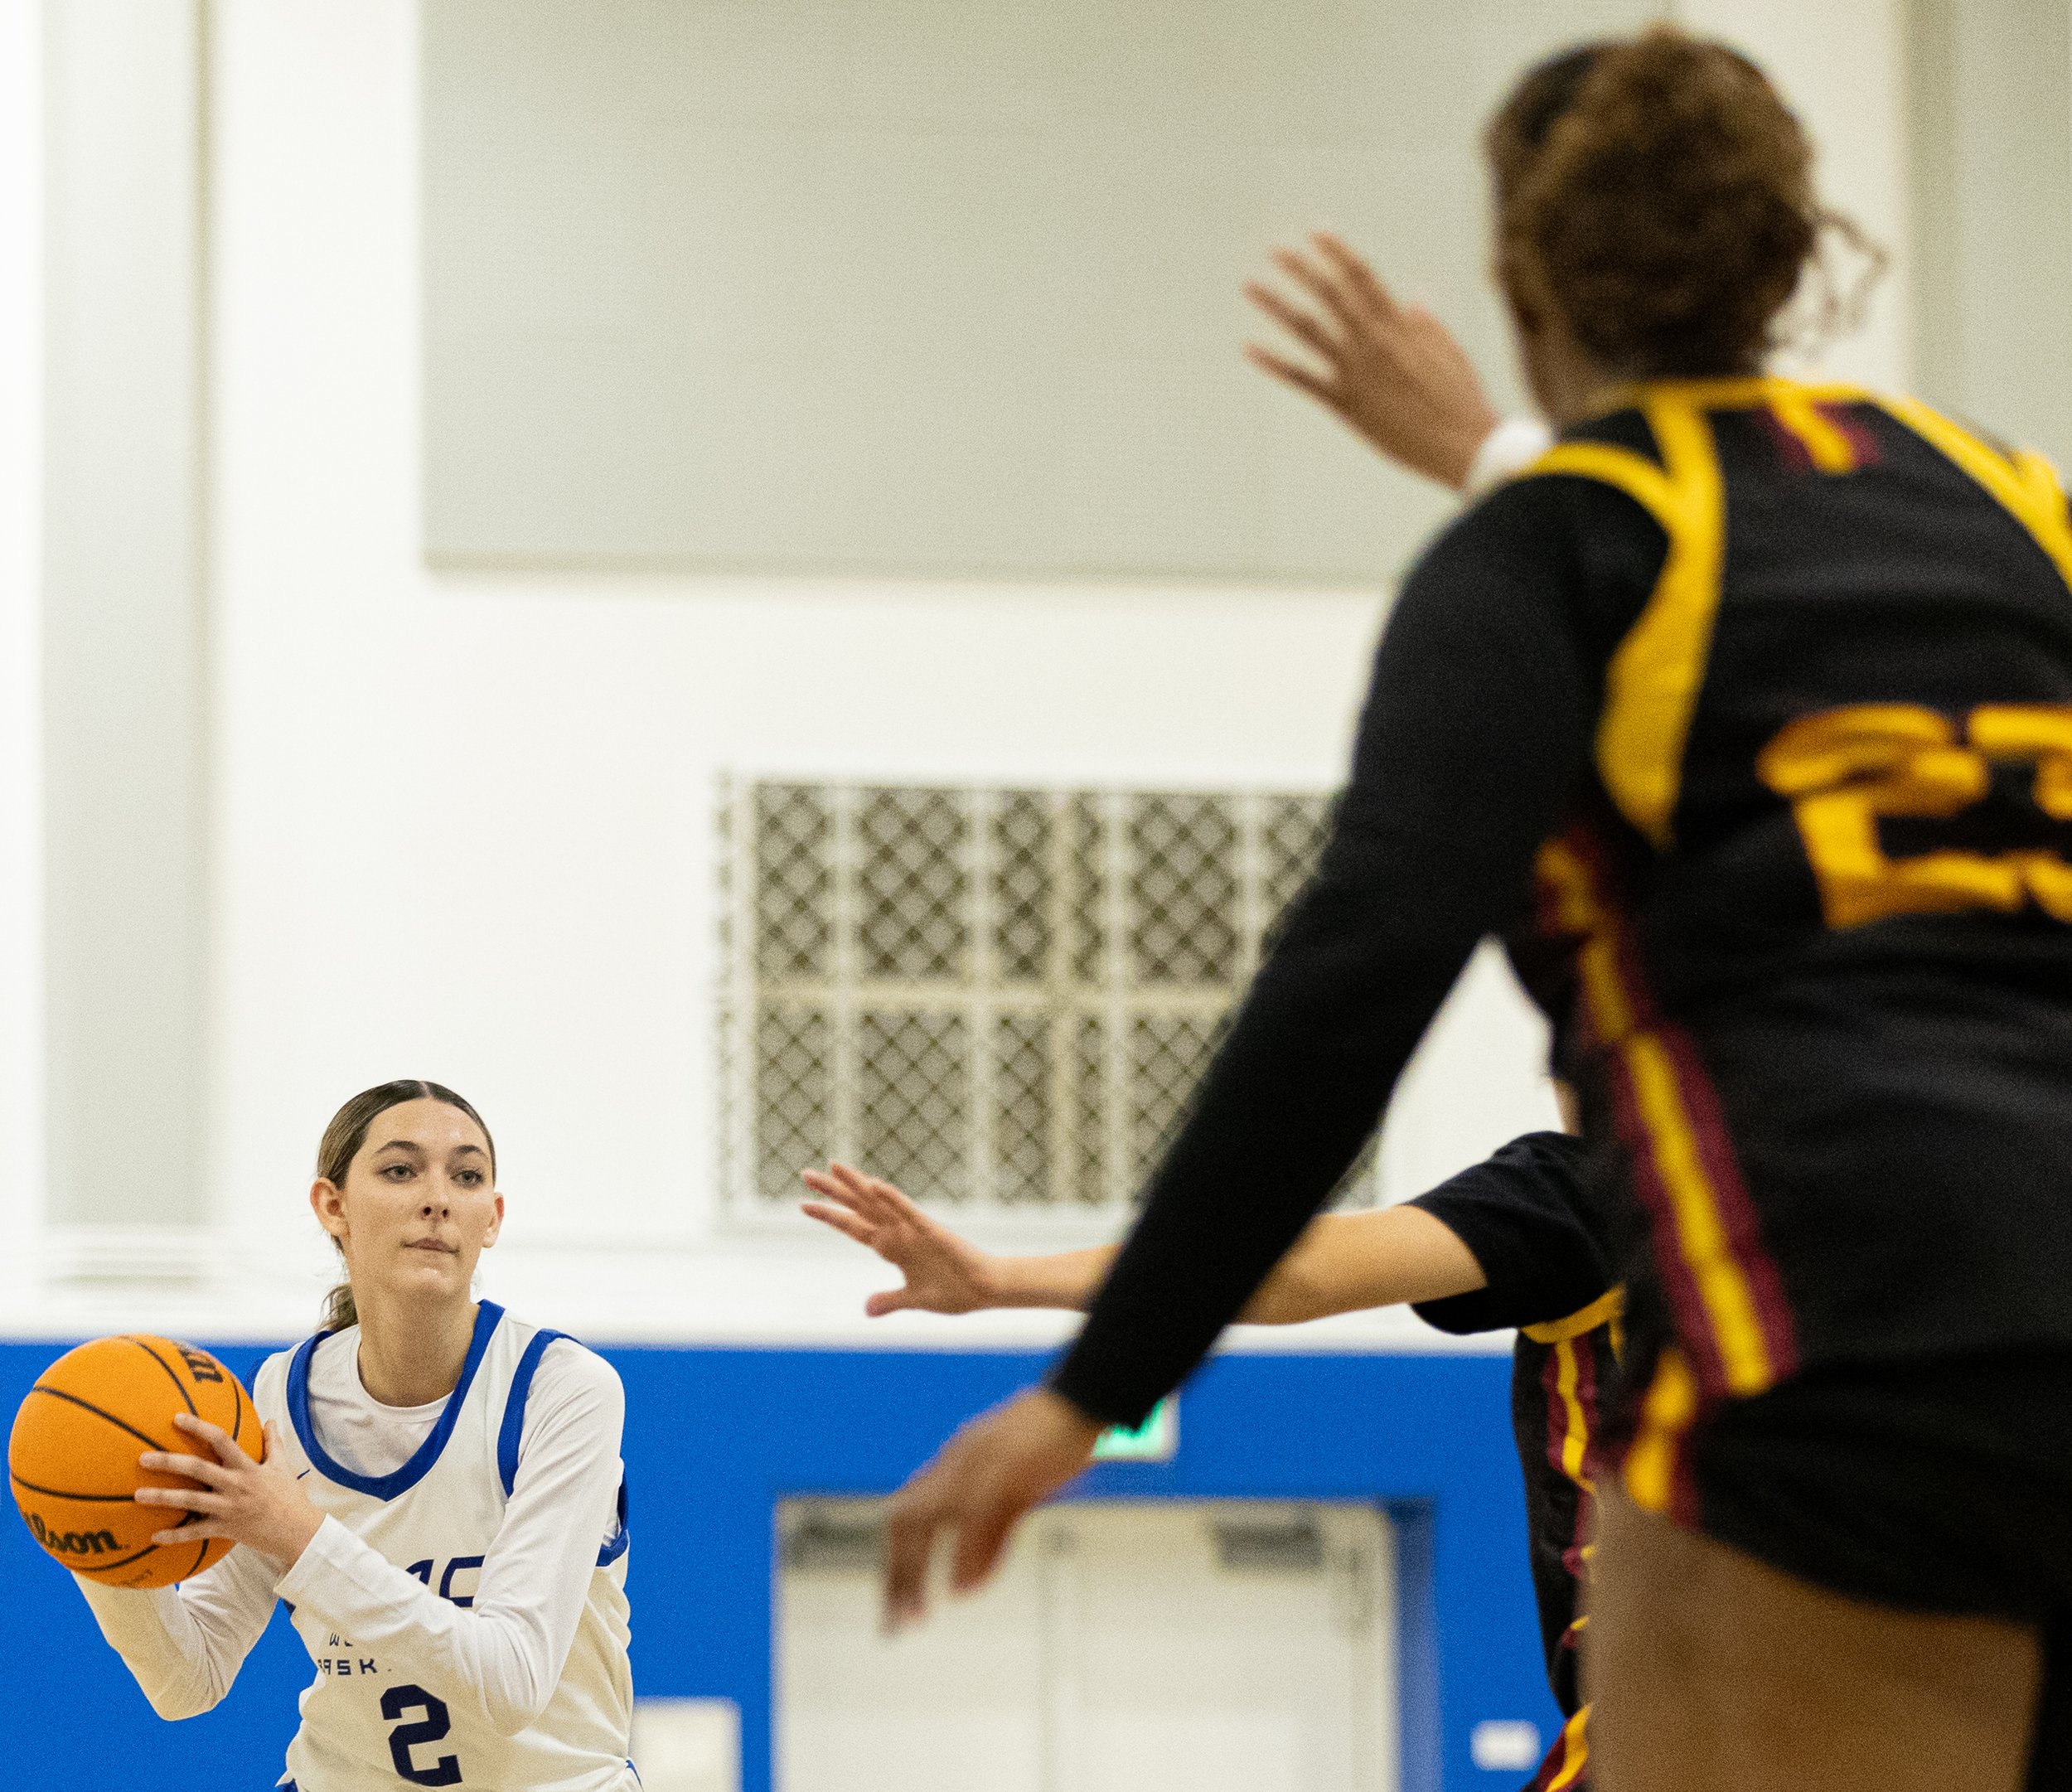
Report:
801,1162,1001,1316
1247,231,1499,491
136,1417,324,1568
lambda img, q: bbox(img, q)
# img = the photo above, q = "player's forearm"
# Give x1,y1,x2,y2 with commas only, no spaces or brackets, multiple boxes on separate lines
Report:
983,1247,1118,1310
278,1517,559,1734
1236,1208,1487,1324
76,1581,222,1719
75,1563,269,1720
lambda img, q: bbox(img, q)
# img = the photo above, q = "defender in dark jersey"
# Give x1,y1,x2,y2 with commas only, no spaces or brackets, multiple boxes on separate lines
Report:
803,1137,1618,1792
880,27,2072,1791
1411,1136,1615,1792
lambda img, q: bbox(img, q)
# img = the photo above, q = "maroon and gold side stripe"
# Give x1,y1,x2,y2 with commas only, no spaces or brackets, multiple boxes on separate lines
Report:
1518,1289,1623,1791
1524,1286,1621,1515
1527,1706,1593,1792
1534,829,1798,1518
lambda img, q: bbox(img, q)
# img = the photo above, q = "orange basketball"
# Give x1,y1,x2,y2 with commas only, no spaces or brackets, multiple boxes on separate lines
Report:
8,1334,263,1589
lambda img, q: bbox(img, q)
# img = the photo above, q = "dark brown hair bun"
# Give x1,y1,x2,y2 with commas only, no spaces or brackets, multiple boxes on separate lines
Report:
1488,25,1832,378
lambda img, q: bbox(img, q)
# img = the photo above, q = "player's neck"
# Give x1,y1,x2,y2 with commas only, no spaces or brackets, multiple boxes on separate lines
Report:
352,1293,480,1409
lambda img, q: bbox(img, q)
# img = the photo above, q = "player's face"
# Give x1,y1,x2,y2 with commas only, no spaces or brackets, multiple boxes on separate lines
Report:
323,1099,504,1305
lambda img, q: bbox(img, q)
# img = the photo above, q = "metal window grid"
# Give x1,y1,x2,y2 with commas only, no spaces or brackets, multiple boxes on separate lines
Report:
719,777,1380,1226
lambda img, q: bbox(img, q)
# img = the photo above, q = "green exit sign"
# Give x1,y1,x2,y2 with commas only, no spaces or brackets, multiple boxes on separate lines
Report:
1093,1397,1177,1462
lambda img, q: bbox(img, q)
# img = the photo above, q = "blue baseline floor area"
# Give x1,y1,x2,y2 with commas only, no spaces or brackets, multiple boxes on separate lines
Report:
0,1340,1552,1792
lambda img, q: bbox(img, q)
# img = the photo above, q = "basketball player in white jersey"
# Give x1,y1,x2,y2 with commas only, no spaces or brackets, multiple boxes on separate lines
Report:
73,1079,636,1792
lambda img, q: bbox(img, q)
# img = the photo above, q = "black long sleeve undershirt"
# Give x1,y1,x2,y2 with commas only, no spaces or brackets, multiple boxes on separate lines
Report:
1049,476,1663,1426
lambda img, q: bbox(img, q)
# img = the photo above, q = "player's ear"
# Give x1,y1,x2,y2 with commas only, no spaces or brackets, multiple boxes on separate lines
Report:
309,1178,347,1241
479,1190,505,1251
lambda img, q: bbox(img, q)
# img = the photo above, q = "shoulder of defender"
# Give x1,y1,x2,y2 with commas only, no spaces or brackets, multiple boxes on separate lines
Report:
1435,413,1668,559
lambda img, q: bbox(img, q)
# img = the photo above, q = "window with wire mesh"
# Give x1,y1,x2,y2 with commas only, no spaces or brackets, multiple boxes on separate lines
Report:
718,780,1381,1219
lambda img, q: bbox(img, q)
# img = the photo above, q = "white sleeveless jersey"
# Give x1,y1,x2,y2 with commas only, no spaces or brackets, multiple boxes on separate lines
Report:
252,1303,635,1792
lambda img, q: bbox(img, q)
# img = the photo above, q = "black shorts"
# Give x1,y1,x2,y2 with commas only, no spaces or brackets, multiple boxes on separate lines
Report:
1680,1349,2072,1788
1686,1349,2072,1622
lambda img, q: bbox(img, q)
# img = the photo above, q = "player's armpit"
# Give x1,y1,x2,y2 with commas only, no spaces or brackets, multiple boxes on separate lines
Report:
1237,1206,1488,1325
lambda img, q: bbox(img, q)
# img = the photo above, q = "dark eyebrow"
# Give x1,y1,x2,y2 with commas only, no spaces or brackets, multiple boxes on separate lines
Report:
448,1144,488,1160
371,1140,426,1157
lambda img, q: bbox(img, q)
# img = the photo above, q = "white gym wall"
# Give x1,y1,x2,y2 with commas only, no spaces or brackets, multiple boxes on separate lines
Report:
0,0,45,1312
0,0,1976,1342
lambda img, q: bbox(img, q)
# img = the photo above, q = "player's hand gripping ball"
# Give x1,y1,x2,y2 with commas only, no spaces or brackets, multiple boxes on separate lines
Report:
9,1334,263,1587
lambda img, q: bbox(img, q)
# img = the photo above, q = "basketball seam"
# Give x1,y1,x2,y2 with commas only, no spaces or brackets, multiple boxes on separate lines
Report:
124,1336,198,1417
62,1541,165,1576
24,1385,173,1454
8,1474,143,1502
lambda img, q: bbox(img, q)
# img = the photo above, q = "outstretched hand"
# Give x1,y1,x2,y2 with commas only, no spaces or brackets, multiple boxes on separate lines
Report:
136,1417,324,1568
882,1386,1103,1631
802,1162,1000,1316
1247,231,1498,491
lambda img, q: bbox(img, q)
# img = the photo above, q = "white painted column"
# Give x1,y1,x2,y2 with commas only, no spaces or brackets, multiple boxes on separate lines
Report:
1905,0,2072,467
0,0,47,1305
41,0,211,1256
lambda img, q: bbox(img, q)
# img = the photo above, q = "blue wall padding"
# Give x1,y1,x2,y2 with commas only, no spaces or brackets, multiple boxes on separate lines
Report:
0,1340,1554,1790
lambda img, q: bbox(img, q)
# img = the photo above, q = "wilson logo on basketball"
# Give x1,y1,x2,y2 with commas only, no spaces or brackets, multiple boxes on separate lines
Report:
26,1510,119,1556
177,1348,225,1385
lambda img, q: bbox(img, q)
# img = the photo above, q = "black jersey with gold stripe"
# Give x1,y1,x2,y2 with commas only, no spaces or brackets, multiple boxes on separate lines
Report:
1494,379,2072,1518
1050,378,2072,1533
1411,1131,1618,1792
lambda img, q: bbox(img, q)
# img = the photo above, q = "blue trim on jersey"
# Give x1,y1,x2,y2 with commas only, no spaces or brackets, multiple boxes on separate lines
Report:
286,1300,505,1499
496,1326,569,1496
496,1325,631,1568
598,1482,630,1567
